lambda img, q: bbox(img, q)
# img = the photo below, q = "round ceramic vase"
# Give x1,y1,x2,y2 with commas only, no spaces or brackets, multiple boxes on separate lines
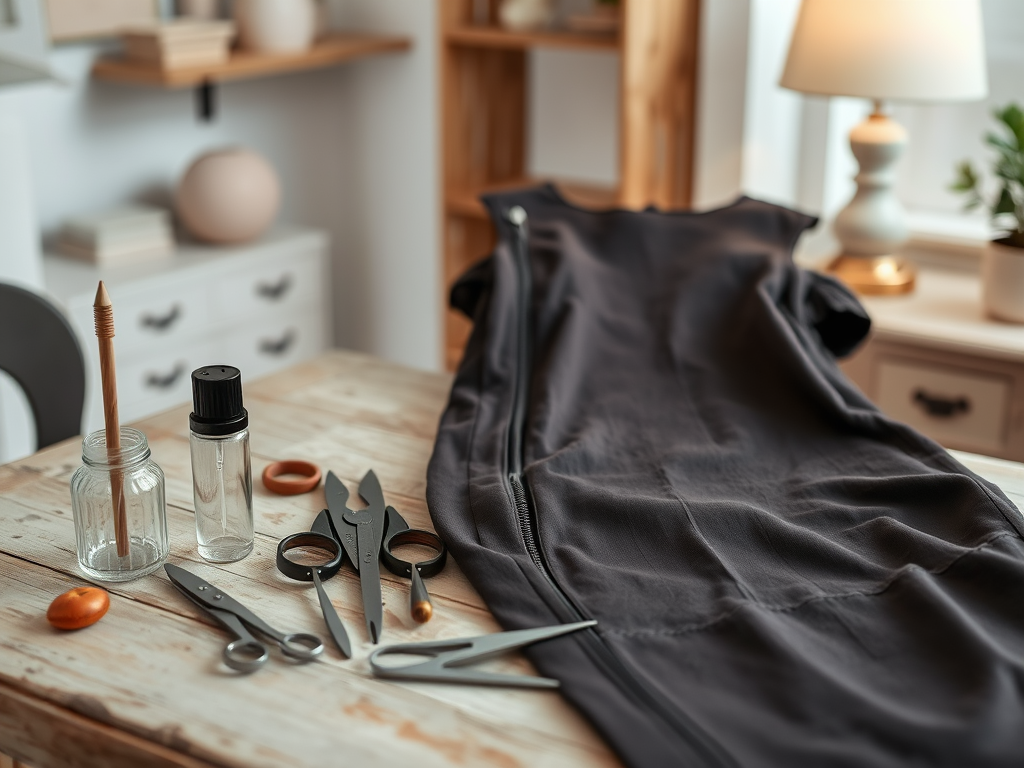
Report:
234,0,316,53
176,148,281,245
982,239,1024,323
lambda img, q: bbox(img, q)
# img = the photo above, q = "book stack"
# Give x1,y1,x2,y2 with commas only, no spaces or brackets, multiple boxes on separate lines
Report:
57,206,175,266
122,20,236,70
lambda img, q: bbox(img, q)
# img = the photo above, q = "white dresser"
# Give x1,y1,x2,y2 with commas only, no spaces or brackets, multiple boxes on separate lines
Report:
842,267,1024,462
44,228,331,435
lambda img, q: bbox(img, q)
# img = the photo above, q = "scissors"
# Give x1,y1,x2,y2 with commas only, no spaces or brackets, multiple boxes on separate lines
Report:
309,470,447,643
165,563,324,672
369,620,597,687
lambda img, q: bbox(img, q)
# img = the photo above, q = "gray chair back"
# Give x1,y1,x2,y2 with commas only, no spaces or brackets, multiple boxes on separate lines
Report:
0,283,85,450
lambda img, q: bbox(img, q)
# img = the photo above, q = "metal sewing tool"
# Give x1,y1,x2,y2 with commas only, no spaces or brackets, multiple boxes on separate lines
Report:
165,563,324,672
309,471,448,640
368,620,597,687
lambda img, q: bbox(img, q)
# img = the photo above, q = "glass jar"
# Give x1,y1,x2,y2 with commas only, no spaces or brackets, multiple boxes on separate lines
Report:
70,427,169,582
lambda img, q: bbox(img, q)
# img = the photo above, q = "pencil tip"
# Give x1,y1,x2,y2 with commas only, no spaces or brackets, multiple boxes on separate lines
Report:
94,280,111,307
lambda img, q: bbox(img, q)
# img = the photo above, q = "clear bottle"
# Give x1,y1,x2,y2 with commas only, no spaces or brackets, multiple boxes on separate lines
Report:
189,365,254,563
71,427,168,581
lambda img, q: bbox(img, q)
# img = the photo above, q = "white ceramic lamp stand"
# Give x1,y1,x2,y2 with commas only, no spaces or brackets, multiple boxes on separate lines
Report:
781,0,988,295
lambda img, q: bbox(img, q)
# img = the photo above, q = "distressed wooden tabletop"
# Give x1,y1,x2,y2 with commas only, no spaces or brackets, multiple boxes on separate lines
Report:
0,351,620,768
3,351,1023,768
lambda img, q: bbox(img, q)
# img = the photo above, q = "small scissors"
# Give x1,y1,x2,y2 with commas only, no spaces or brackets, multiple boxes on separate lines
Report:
310,470,447,643
165,563,324,672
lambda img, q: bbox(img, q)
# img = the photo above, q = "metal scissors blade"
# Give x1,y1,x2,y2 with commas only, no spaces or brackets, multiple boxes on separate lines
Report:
368,620,597,687
343,470,387,644
324,471,359,568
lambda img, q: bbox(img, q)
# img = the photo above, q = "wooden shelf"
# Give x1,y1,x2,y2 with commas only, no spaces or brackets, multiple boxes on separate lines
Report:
440,0,699,370
445,25,618,51
92,33,411,89
446,178,620,219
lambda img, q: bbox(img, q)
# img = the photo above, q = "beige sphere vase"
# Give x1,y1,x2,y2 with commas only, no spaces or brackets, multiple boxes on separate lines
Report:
176,148,281,245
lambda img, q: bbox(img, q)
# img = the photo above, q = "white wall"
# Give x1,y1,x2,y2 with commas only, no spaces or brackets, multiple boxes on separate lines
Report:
529,47,619,186
330,0,441,371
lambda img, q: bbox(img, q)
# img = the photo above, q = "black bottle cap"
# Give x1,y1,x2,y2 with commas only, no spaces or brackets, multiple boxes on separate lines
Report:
190,365,248,437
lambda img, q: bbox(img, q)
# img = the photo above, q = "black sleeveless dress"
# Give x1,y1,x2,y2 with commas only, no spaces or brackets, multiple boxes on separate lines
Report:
427,185,1024,768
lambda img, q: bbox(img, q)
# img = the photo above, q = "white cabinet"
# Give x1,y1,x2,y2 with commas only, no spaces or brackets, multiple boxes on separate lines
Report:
44,228,331,435
841,268,1024,462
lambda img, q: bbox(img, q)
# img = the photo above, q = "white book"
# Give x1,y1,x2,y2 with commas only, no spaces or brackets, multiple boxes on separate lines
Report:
61,205,172,247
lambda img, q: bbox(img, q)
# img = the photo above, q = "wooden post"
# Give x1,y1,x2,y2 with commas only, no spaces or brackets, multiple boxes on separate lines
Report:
619,0,701,211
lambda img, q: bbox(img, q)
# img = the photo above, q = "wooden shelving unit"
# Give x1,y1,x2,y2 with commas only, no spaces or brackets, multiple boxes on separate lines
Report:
445,24,618,51
440,0,701,370
92,32,411,89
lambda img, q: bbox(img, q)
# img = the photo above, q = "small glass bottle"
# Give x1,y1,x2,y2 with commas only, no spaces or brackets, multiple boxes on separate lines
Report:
71,427,168,581
189,365,254,563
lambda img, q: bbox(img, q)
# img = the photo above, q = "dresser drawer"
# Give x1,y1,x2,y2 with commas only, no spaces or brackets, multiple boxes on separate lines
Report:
876,359,1011,453
222,310,327,382
213,248,321,323
70,280,210,357
116,340,221,423
80,339,220,433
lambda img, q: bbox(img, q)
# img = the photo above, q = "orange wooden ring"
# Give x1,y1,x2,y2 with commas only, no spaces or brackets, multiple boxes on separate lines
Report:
47,587,110,630
262,460,322,495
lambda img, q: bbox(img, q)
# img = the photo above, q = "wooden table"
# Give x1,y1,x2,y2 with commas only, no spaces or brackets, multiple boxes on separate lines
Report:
3,351,1024,768
0,351,619,768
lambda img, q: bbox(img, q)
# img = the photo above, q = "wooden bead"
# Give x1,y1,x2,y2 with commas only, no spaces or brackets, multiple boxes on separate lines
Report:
47,587,110,630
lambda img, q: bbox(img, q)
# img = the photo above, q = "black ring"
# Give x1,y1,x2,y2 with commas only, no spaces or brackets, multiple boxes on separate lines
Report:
381,528,447,579
276,532,344,582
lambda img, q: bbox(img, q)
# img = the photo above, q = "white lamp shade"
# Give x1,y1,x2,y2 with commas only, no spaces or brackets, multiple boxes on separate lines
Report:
780,0,988,102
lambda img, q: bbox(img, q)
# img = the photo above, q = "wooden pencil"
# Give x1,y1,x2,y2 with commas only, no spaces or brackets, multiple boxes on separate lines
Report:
94,281,129,558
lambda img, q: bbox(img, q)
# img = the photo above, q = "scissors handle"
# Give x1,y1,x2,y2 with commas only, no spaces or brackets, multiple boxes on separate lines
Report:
224,638,270,672
275,632,325,662
217,594,324,662
209,609,269,673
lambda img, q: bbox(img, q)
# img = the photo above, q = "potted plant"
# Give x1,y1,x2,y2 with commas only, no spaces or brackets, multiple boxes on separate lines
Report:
952,103,1024,322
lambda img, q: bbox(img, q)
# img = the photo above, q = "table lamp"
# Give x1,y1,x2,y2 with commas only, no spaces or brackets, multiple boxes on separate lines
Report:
780,0,987,294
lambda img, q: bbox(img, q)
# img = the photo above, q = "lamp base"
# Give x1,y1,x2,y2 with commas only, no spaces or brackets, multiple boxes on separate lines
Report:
826,255,916,296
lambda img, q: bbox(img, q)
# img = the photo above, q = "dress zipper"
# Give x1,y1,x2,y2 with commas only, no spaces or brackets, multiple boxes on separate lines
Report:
502,206,735,768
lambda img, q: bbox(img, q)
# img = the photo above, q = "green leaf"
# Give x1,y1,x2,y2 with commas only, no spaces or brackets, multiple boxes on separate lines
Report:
949,160,979,192
995,185,1016,215
996,104,1024,149
986,132,1018,155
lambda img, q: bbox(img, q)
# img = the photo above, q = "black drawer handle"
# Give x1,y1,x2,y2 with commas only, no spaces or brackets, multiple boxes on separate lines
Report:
259,329,296,356
145,363,185,390
140,304,182,331
256,274,293,300
913,389,970,418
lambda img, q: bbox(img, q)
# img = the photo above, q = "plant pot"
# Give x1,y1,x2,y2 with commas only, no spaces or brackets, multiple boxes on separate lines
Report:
982,238,1024,323
233,0,316,54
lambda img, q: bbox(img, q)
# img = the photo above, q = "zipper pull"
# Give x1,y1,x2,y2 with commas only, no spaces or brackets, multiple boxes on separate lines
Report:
507,205,528,231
